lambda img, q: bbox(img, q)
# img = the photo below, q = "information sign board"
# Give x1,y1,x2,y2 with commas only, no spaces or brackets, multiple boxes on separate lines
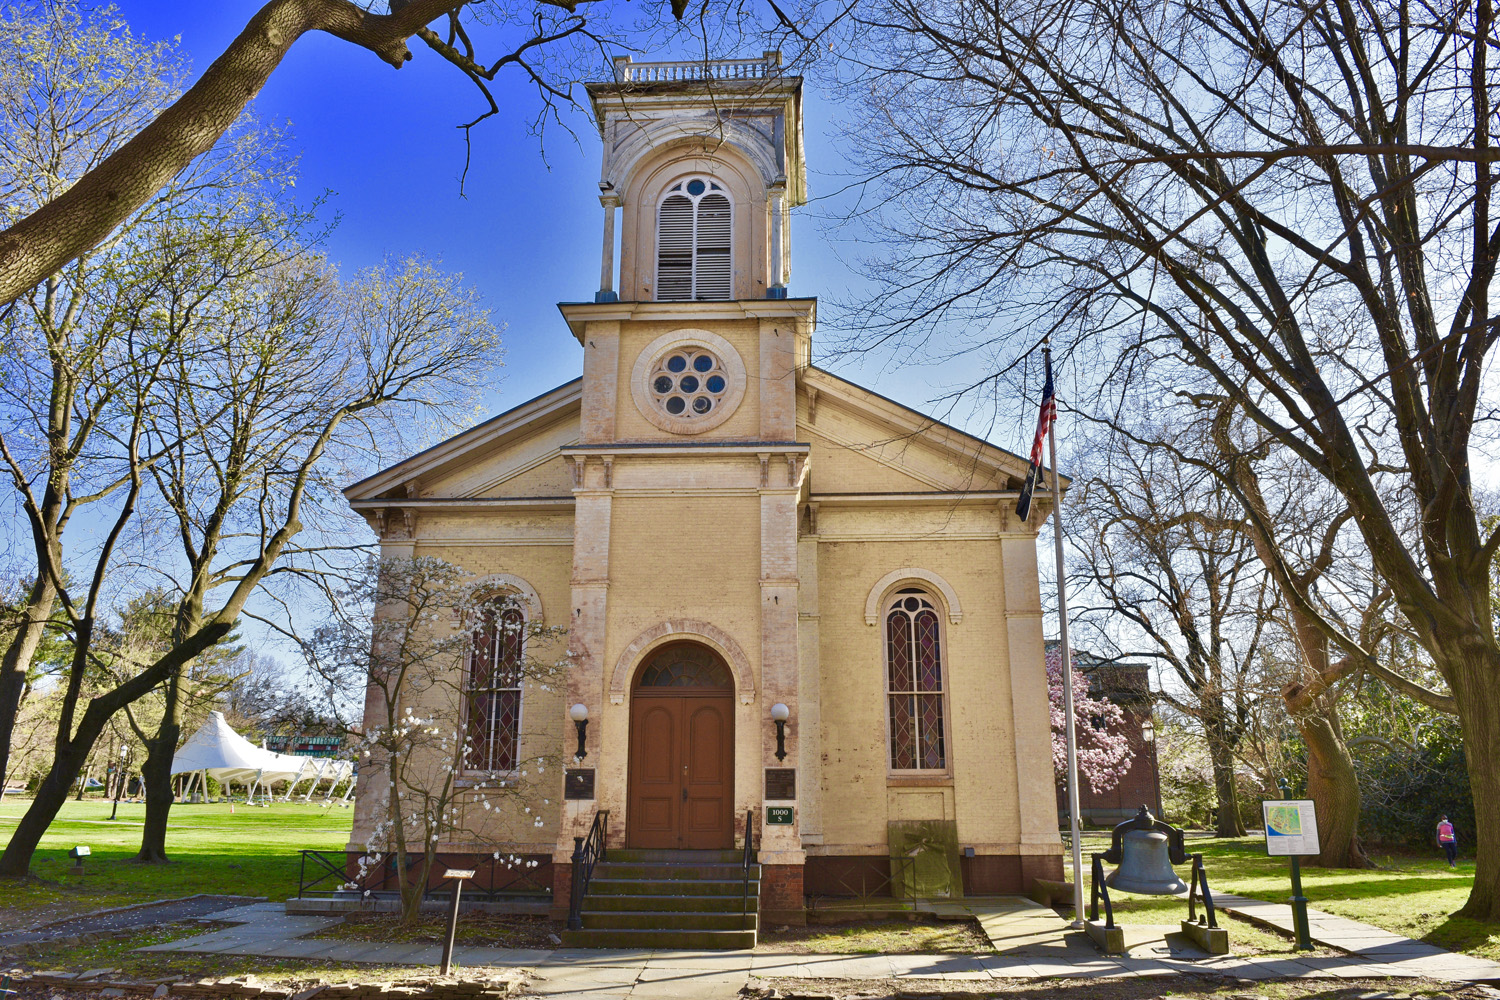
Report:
766,806,794,825
443,868,476,880
1262,799,1320,856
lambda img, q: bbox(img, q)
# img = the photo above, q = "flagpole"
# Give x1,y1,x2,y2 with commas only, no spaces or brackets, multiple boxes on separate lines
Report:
1046,341,1086,929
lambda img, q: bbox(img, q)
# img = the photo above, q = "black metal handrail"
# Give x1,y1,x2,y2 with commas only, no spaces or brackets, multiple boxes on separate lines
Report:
567,809,609,931
1186,853,1218,928
1089,853,1116,928
296,849,551,901
741,808,756,916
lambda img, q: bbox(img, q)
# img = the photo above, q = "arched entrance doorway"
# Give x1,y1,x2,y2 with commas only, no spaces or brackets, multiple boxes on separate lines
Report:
627,641,736,850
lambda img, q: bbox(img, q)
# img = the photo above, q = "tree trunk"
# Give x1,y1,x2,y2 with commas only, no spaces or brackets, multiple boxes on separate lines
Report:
1,734,93,875
0,577,58,793
135,668,185,863
1451,647,1500,918
1209,741,1246,837
0,0,462,308
1295,707,1370,868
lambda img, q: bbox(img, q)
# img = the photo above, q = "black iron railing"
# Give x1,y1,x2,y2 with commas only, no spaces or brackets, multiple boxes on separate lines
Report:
741,808,756,916
296,849,551,902
1089,853,1116,927
804,855,918,910
1186,853,1218,928
567,809,609,931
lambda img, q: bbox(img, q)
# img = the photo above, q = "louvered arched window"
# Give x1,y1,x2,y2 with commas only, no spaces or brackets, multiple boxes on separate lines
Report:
885,589,947,770
657,177,732,301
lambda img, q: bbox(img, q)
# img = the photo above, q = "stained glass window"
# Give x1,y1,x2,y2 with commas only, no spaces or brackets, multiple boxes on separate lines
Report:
466,605,524,772
638,642,733,688
885,591,946,770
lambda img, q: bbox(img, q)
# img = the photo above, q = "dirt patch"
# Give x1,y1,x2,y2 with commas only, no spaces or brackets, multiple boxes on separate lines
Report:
316,912,562,949
757,917,992,954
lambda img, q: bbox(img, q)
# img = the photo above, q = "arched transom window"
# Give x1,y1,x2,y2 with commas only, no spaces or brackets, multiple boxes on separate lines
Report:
656,177,731,302
885,589,946,770
637,641,734,688
466,603,524,772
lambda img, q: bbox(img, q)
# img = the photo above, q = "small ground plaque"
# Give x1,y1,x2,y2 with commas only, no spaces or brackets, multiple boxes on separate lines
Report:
766,806,794,825
764,767,796,800
565,768,596,800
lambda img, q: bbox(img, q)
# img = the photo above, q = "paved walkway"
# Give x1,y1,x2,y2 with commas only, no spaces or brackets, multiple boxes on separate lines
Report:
134,899,1500,998
1215,892,1500,981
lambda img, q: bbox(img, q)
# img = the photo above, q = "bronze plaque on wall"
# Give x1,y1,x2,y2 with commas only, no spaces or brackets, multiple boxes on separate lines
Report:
565,768,595,800
764,768,796,801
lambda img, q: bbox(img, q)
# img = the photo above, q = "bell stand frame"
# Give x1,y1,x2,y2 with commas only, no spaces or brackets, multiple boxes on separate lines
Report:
1089,851,1219,931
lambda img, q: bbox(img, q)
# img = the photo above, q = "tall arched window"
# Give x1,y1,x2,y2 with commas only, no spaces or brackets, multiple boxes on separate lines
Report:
885,589,946,770
657,177,731,301
466,603,524,772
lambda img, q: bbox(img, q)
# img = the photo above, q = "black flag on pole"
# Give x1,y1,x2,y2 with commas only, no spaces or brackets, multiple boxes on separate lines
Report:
1015,353,1056,522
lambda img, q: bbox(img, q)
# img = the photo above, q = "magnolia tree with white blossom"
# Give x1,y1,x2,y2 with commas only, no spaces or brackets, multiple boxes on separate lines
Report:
1047,646,1135,798
306,556,566,923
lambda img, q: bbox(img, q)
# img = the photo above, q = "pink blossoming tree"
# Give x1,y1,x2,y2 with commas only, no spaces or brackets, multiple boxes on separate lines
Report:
1047,646,1136,793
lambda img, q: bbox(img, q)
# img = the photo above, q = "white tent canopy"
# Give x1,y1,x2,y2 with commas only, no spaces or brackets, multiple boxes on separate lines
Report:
172,711,347,795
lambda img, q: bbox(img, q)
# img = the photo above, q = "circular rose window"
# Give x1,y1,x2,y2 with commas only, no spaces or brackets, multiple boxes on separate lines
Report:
652,348,729,419
632,330,746,434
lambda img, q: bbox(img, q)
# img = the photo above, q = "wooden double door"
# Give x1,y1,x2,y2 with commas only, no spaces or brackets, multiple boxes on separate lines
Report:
626,647,736,849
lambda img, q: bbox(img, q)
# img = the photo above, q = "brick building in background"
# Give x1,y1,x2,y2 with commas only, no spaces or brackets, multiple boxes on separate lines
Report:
1051,643,1162,826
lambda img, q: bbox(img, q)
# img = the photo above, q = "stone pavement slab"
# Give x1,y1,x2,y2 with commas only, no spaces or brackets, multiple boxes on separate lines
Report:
1215,892,1500,982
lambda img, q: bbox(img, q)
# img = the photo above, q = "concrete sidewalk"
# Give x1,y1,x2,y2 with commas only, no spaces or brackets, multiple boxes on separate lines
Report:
1215,892,1500,981
134,899,1500,999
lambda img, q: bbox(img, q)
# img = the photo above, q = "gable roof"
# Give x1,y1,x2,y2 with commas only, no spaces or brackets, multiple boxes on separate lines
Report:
343,378,582,502
802,366,1070,492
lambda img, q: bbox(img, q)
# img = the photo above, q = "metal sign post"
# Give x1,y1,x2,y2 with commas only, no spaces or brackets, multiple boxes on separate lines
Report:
1262,795,1318,951
439,868,476,975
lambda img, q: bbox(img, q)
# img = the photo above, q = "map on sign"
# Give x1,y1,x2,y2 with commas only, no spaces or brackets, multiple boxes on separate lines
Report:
1262,799,1319,856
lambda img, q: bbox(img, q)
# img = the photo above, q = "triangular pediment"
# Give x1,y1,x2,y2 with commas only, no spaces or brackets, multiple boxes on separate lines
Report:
344,379,582,503
799,368,1063,497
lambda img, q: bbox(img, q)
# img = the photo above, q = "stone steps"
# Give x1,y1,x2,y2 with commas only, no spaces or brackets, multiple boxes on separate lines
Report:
559,848,760,950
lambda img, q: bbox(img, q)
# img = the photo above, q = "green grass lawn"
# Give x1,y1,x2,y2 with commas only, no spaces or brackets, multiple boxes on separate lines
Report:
0,797,353,929
1067,835,1500,960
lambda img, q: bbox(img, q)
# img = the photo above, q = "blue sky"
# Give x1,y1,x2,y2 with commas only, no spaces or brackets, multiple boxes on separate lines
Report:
102,3,1021,449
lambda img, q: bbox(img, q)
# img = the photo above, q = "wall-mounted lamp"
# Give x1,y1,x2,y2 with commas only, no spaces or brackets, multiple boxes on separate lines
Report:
771,702,790,762
570,703,590,760
1141,719,1155,744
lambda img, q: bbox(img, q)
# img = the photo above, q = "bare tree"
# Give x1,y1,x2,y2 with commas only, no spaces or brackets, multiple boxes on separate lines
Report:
830,0,1496,908
0,239,499,876
0,0,790,307
305,556,566,923
1069,420,1269,836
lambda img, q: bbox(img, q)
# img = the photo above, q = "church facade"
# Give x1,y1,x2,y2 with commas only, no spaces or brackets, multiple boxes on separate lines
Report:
344,53,1063,924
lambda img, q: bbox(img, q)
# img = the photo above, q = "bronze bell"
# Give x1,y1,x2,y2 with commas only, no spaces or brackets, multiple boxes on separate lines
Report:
1102,805,1188,895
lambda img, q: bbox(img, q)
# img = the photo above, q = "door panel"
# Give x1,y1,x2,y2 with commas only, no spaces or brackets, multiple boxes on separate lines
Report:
627,693,734,849
628,701,681,848
682,699,732,849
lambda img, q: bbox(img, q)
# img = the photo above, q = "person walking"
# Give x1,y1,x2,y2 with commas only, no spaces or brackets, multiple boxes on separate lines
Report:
1438,815,1458,867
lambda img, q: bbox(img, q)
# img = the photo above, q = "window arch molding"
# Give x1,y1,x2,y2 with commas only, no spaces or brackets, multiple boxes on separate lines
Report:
654,174,734,301
609,619,756,705
864,568,963,626
463,573,544,625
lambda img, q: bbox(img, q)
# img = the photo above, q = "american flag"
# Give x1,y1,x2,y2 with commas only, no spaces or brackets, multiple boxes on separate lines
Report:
1015,353,1056,522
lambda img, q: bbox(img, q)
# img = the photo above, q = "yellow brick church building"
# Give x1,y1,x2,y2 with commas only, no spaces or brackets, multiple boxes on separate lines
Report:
344,53,1063,937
